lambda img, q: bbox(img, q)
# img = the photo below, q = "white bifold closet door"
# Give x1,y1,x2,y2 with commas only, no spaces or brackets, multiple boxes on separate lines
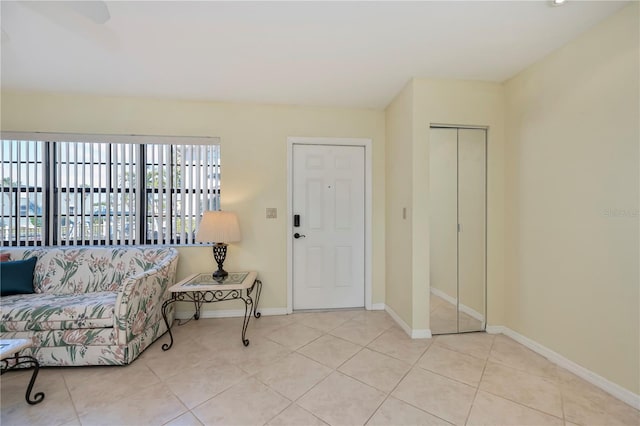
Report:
429,127,486,334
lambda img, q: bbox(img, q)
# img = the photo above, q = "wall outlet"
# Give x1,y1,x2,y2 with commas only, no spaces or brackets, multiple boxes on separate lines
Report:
266,208,277,219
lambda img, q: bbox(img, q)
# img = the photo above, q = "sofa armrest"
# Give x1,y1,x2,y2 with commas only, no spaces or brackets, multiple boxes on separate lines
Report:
113,253,178,345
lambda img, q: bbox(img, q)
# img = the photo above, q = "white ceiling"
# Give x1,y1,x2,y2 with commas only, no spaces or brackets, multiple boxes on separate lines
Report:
0,1,627,110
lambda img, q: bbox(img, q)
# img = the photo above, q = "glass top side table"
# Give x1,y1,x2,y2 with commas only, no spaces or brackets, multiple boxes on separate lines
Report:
161,271,262,349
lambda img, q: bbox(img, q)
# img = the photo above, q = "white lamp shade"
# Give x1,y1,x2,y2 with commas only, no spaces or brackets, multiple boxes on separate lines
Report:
195,211,241,243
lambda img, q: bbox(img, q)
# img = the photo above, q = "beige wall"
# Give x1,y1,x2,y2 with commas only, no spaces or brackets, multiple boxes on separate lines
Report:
504,3,639,394
384,81,415,326
0,92,387,312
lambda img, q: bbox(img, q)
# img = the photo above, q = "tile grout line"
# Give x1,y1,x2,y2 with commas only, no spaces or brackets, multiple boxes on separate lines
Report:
412,355,485,390
556,367,568,425
463,335,495,425
434,338,493,362
254,313,370,425
363,343,426,366
470,338,567,424
260,399,295,426
362,336,454,426
264,328,361,424
142,359,192,424
559,383,568,426
478,387,566,423
270,320,393,425
60,369,83,426
142,346,213,425
487,357,559,382
292,343,368,402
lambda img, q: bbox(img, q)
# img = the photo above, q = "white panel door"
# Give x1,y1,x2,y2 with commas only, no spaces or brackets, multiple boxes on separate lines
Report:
292,144,365,309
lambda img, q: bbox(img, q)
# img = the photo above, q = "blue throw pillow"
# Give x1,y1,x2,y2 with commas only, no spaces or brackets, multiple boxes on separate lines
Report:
0,257,37,297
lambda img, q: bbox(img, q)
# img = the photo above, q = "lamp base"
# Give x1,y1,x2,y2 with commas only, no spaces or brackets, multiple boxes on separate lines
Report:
212,268,228,280
212,243,229,281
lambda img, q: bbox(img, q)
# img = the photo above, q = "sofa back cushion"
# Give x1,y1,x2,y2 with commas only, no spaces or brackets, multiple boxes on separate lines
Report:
0,247,176,294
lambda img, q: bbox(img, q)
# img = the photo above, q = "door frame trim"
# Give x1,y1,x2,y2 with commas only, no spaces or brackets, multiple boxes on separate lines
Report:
287,137,373,313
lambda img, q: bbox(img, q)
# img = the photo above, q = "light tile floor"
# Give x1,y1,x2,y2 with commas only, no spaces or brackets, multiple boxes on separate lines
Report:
1,310,638,426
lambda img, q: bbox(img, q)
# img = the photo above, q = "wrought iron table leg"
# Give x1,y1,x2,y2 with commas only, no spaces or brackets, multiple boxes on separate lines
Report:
161,298,176,351
193,296,203,320
1,355,45,405
240,295,254,347
252,279,262,318
23,356,44,405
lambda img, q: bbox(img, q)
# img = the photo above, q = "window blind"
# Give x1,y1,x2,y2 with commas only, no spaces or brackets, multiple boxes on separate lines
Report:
1,134,220,246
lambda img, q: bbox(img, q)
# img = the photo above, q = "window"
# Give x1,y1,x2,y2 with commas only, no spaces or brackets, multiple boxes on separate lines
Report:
1,134,220,246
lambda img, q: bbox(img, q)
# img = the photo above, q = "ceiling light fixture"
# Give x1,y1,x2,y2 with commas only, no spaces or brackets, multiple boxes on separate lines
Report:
551,0,567,6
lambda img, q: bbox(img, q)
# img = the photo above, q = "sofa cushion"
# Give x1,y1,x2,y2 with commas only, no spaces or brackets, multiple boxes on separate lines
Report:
0,257,37,297
29,248,129,294
0,292,117,332
2,247,175,294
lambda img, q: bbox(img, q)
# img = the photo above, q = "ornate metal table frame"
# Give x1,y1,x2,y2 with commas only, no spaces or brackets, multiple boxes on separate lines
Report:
161,272,262,349
0,340,45,405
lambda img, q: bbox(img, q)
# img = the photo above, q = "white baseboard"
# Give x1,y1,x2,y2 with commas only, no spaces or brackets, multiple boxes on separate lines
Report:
490,326,639,410
383,305,411,336
371,303,386,311
430,287,485,324
175,307,288,320
485,325,505,334
384,304,432,339
411,329,432,339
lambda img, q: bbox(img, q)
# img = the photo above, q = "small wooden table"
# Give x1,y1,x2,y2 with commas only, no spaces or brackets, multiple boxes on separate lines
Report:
161,271,262,349
0,339,45,405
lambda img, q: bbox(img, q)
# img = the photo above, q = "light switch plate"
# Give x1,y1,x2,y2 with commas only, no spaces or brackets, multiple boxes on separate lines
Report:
266,208,277,219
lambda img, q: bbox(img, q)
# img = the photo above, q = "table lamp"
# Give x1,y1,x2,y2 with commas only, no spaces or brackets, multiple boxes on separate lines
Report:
195,211,241,279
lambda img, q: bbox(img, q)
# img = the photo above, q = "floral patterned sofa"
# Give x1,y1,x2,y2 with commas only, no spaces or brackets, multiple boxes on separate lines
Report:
0,246,178,366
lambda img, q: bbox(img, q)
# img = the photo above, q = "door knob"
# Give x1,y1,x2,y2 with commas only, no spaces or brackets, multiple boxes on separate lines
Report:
294,233,306,239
